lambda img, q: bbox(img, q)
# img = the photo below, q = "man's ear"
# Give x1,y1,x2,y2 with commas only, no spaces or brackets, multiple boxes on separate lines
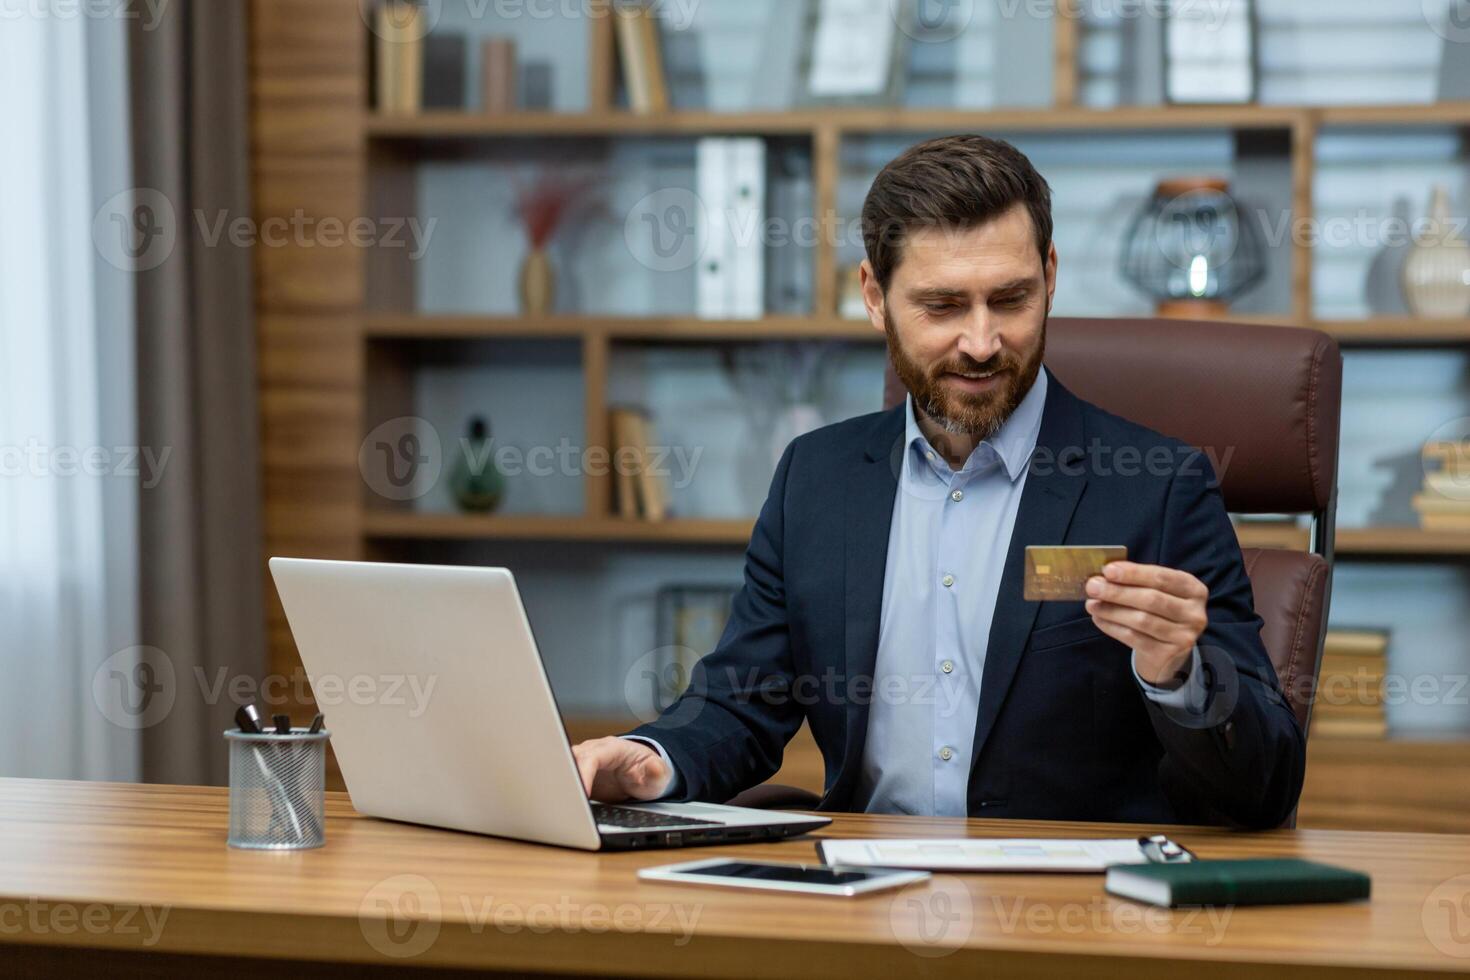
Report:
859,260,886,334
1044,241,1058,313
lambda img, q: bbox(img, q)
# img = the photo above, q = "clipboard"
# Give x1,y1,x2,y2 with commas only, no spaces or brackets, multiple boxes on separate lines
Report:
815,834,1195,873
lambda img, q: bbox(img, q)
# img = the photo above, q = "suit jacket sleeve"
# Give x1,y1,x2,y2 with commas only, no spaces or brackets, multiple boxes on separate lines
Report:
625,442,805,803
1145,453,1307,829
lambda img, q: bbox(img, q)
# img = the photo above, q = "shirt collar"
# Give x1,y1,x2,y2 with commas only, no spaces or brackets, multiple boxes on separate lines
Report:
904,366,1049,482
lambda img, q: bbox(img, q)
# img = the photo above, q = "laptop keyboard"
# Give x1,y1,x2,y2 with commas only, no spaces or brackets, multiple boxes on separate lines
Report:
592,803,721,829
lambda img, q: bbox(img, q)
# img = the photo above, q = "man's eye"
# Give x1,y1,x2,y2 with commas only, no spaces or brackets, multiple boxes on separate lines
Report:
924,303,958,315
993,293,1027,308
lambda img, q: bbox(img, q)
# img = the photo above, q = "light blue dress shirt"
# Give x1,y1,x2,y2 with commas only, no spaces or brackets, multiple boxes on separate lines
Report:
629,367,1204,810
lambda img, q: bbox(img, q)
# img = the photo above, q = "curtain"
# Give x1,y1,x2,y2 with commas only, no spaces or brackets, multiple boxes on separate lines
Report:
0,7,142,780
129,0,265,786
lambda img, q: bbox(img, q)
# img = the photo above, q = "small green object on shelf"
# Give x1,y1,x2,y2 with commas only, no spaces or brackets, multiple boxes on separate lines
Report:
449,416,505,513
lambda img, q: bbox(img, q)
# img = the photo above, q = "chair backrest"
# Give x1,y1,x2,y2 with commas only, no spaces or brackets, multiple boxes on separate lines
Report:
883,316,1343,734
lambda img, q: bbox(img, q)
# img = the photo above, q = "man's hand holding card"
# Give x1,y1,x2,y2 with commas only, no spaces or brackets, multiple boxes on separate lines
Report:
1025,546,1210,688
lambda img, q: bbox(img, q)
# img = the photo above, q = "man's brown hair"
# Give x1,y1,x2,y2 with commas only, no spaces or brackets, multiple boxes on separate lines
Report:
860,134,1053,291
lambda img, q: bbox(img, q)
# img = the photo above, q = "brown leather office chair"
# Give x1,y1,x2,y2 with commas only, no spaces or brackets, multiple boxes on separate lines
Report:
729,317,1342,817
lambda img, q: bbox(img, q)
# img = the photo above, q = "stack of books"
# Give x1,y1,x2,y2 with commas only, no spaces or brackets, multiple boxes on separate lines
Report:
1414,441,1470,530
609,407,669,522
613,3,669,113
374,1,468,114
1312,629,1388,739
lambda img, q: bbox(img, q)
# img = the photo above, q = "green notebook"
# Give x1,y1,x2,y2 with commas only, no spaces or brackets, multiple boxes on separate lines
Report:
1105,859,1371,908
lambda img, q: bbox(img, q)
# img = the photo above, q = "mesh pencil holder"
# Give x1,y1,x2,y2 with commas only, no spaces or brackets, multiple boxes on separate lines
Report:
225,728,330,850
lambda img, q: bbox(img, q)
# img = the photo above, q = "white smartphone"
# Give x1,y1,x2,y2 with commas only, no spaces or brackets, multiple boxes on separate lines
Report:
637,858,930,897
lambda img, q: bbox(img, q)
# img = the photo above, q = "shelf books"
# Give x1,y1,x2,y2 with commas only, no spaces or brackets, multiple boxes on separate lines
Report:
1413,441,1470,530
375,2,468,114
375,0,425,114
609,407,669,522
613,3,669,114
696,137,767,319
1312,629,1388,739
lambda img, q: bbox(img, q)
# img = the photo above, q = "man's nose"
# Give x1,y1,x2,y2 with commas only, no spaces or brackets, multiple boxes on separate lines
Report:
954,311,1003,363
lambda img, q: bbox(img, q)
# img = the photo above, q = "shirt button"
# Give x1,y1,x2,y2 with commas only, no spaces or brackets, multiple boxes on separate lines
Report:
926,451,936,461
938,746,954,762
950,489,963,502
941,660,954,674
941,574,955,588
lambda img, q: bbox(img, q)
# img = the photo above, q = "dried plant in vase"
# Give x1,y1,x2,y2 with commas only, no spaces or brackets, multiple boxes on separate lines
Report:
512,171,592,316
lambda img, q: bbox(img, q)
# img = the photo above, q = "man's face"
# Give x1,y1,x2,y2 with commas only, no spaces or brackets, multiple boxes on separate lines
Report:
862,203,1057,439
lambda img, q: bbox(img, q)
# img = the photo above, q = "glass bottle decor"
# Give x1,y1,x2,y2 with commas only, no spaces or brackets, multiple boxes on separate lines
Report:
449,416,504,513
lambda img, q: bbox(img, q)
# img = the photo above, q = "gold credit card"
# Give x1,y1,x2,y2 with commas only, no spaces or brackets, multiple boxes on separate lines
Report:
1024,546,1127,601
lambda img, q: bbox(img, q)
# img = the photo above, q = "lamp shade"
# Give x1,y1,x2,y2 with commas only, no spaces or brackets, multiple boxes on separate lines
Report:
1120,177,1266,317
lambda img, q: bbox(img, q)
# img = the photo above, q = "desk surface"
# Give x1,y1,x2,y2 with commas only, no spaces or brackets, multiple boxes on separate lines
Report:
1,778,1469,978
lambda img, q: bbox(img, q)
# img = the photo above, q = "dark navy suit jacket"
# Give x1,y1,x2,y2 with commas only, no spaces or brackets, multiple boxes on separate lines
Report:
631,374,1306,828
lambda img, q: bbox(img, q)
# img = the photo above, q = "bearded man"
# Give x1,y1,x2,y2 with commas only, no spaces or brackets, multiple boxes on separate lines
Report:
572,134,1304,828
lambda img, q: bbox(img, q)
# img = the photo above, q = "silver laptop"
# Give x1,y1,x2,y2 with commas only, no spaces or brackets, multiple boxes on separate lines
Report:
267,558,829,850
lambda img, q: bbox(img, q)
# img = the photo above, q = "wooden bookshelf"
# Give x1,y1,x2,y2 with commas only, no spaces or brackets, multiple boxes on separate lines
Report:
363,103,1470,141
1316,317,1470,345
366,312,1470,348
362,512,755,545
365,512,1470,561
363,313,881,342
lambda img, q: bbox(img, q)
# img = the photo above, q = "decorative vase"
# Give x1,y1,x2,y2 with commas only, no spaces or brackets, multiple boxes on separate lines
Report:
519,247,555,315
449,416,504,513
1401,186,1470,319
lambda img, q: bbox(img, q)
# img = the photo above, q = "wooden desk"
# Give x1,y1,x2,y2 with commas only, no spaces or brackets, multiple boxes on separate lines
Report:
1,779,1469,978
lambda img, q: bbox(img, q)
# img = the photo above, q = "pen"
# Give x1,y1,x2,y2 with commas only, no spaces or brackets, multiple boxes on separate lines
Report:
273,714,293,735
235,704,264,734
307,713,325,735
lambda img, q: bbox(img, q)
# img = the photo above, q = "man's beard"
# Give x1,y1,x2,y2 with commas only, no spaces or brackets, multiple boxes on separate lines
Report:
885,307,1046,441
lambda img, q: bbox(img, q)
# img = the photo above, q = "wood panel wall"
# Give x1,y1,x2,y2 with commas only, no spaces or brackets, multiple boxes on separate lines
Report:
250,0,365,703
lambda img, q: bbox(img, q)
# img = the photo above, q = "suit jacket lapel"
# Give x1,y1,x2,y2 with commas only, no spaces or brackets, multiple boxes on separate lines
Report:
968,379,1089,774
828,406,904,805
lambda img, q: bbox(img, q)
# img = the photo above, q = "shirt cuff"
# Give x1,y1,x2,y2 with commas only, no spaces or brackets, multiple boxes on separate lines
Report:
619,735,682,800
1132,646,1207,714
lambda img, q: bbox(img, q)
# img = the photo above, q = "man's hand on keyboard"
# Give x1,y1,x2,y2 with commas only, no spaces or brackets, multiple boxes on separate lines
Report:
570,737,672,802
